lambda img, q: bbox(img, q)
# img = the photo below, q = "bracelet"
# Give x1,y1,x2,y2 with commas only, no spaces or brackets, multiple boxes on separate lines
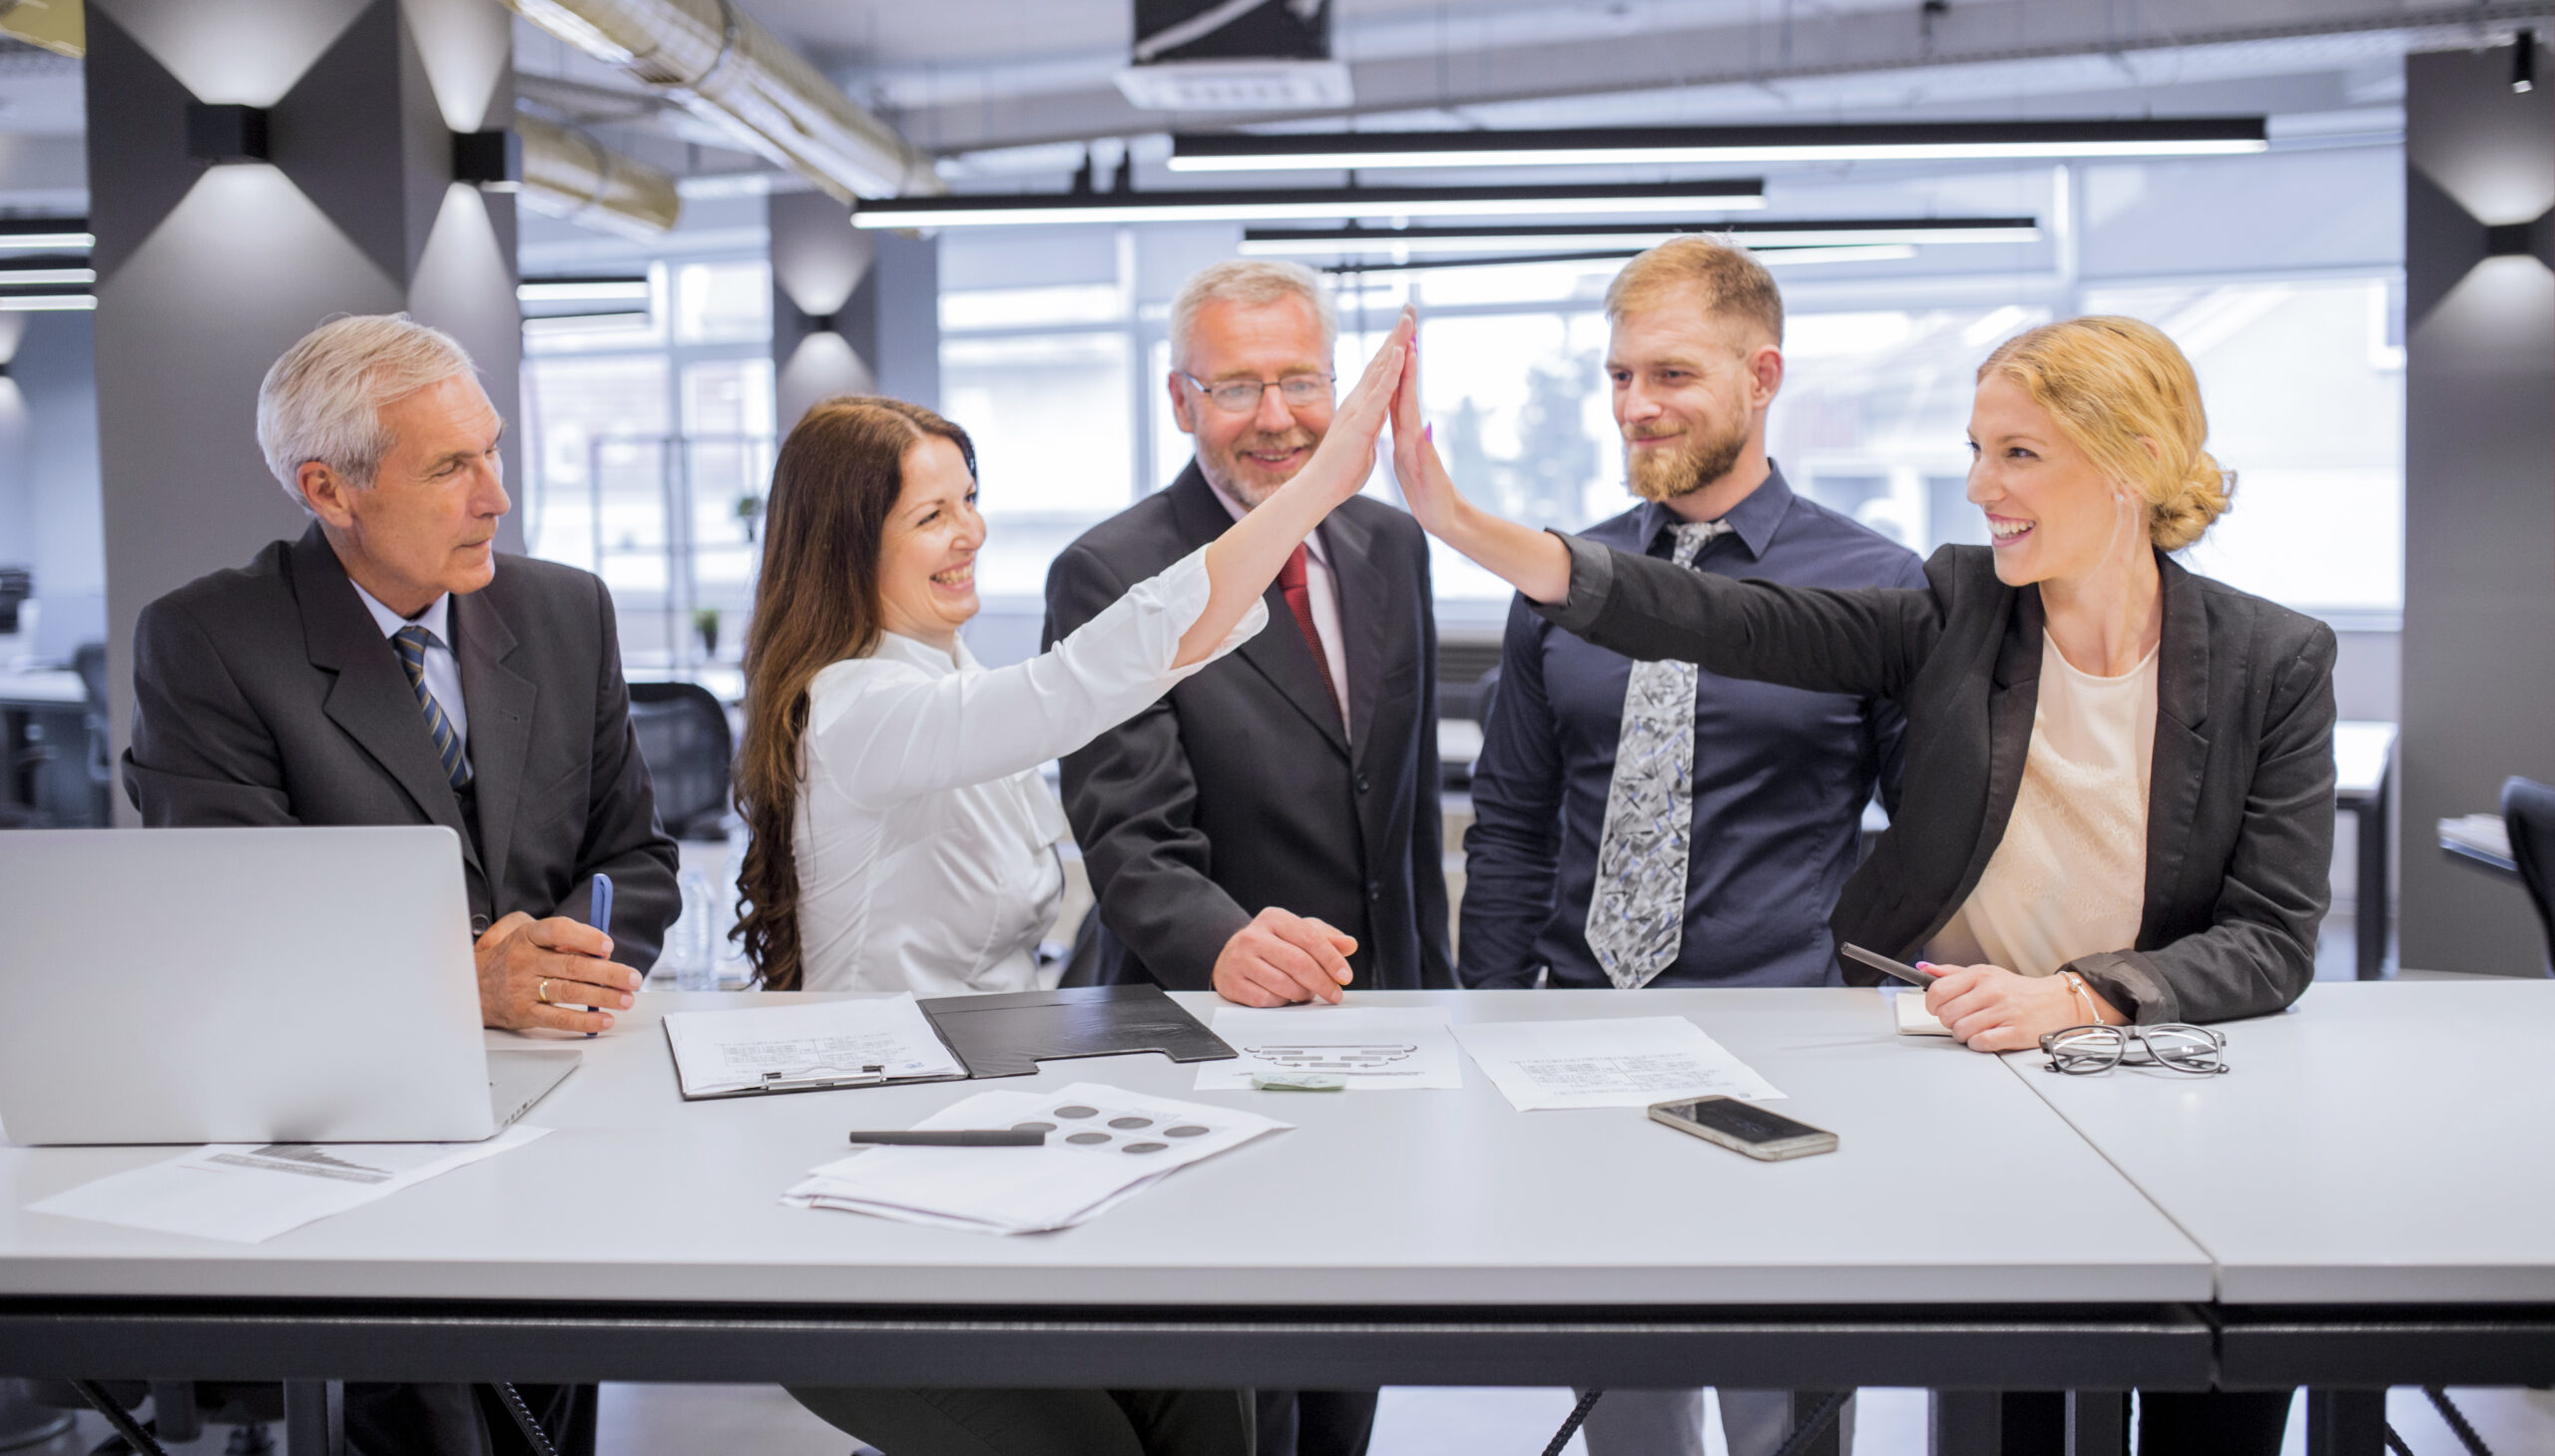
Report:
2062,971,2109,1027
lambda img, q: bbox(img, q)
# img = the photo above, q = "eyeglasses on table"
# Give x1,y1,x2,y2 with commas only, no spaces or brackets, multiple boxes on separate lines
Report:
2037,1023,2229,1075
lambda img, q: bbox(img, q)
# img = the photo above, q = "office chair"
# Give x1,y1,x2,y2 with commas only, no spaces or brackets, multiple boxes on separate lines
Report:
2502,775,2555,973
628,681,734,841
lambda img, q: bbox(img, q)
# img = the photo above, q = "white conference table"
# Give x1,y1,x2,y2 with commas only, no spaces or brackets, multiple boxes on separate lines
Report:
4,984,2552,1455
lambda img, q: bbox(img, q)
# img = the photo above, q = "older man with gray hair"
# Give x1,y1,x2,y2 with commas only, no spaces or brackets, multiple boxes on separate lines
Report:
1046,259,1451,1456
124,313,679,1452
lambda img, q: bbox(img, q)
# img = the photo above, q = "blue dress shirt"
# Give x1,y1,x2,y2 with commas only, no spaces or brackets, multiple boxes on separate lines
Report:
1459,465,1927,990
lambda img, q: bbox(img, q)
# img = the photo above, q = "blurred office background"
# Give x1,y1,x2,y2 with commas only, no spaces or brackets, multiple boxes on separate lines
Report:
0,2,2548,975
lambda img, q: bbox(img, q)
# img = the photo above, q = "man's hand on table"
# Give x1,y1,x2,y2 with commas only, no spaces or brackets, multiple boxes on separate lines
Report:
1212,907,1356,1006
476,911,641,1033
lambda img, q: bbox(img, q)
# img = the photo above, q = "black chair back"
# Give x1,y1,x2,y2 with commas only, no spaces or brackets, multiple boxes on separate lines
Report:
628,681,734,841
2501,776,2555,973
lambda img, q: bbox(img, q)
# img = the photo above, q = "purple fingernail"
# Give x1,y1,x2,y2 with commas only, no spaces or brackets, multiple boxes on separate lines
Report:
1424,423,1434,441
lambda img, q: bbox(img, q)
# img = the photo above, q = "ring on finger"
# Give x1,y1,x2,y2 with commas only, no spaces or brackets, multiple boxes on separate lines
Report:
537,977,553,1005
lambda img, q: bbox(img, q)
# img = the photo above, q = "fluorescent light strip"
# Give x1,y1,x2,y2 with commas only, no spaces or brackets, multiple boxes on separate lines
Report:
0,268,97,286
1169,120,2270,172
0,233,93,250
0,294,97,311
518,278,651,302
1243,222,2037,255
852,182,1765,230
1319,243,1918,274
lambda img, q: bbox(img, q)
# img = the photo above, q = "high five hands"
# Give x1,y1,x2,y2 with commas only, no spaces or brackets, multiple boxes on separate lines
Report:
1385,310,1575,604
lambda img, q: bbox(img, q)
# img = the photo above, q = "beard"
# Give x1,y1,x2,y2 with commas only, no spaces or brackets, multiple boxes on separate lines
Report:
1199,425,1321,509
1625,416,1750,504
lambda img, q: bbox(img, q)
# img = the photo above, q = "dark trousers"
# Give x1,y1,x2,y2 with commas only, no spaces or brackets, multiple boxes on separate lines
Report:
2002,1389,2295,1454
1253,1389,1376,1456
788,1386,1254,1456
343,1381,595,1456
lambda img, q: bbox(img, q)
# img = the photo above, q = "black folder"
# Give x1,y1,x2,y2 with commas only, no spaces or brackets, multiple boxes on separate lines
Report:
916,984,1238,1080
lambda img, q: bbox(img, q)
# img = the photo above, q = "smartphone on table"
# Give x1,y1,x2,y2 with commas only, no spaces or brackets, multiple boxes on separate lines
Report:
1648,1096,1838,1161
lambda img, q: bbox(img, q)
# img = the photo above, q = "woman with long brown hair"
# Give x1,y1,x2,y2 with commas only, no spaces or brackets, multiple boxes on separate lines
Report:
734,311,1411,999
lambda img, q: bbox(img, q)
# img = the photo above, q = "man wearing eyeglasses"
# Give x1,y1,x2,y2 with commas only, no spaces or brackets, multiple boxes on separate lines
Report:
1045,258,1452,1456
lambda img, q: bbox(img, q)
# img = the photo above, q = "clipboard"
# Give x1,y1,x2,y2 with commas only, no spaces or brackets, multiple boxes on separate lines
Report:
917,983,1237,1079
661,996,971,1101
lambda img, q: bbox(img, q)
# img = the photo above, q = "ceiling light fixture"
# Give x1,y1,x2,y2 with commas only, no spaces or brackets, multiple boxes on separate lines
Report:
2517,31,2539,94
0,267,96,287
852,179,1768,230
518,275,651,303
0,222,92,251
1318,243,1920,274
1240,217,2038,256
1170,118,2270,173
0,295,98,311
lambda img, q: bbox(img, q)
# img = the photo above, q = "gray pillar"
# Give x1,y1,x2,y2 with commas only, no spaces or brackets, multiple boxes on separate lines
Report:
768,191,939,429
87,0,519,819
2396,39,2555,974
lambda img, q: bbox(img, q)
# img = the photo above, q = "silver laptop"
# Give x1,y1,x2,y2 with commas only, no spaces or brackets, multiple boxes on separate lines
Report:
0,826,578,1145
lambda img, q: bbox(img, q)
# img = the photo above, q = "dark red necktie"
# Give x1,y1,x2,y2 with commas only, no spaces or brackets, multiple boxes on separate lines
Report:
1276,544,1340,718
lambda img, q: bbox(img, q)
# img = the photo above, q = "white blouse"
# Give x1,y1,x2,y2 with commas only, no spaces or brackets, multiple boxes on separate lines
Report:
792,545,1267,995
1926,631,2160,979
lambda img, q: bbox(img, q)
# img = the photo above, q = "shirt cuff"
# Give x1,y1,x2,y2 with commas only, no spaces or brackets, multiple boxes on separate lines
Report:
1523,530,1613,636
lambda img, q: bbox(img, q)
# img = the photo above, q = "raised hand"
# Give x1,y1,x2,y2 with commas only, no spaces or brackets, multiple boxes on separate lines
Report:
1293,305,1415,507
1383,307,1574,604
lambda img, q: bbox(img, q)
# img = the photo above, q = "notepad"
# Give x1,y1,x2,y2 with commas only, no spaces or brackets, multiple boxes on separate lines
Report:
662,995,968,1099
1889,986,1954,1037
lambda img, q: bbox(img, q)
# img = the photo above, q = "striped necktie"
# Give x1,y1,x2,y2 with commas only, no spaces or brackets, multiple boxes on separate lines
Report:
392,625,473,790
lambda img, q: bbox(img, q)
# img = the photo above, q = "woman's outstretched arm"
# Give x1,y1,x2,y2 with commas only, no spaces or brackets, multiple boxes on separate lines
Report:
1175,308,1414,667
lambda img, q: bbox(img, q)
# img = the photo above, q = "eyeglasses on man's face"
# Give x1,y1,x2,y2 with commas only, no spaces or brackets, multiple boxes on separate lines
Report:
2038,1023,2229,1076
1178,370,1335,414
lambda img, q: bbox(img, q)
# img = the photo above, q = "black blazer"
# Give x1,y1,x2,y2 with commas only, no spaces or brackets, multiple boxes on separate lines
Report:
1541,535,2336,1025
1045,464,1454,991
124,523,681,967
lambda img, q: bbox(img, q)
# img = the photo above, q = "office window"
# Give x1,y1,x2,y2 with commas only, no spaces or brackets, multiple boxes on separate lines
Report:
674,260,771,344
523,353,672,587
2084,277,2403,614
942,331,1135,600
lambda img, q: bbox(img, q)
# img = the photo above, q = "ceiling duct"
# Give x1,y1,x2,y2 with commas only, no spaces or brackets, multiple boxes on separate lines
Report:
502,0,940,202
516,114,684,239
0,0,82,58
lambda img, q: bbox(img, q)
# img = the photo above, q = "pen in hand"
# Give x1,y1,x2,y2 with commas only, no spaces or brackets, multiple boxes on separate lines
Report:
581,872,614,1038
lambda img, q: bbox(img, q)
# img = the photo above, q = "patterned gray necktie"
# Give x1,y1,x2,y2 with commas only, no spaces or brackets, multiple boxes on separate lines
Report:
1586,518,1731,989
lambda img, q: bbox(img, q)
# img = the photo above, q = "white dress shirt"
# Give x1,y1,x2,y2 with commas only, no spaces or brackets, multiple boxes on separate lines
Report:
792,545,1268,995
348,579,468,747
1206,474,1349,734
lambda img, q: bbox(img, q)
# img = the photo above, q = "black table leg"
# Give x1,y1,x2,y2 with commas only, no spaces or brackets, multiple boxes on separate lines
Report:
1929,1390,2002,1455
2355,764,2392,979
284,1379,342,1456
2065,1389,2126,1455
2306,1388,2386,1456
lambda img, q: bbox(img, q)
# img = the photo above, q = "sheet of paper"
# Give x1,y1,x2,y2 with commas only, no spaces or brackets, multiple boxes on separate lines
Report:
784,1081,1288,1235
1453,1016,1786,1111
28,1127,549,1244
663,994,964,1097
1890,986,1953,1037
1193,1005,1463,1091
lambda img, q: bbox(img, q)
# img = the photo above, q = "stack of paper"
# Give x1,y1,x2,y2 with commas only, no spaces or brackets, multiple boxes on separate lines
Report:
784,1082,1287,1234
1195,1005,1463,1091
664,994,966,1098
28,1128,549,1243
1452,1016,1786,1111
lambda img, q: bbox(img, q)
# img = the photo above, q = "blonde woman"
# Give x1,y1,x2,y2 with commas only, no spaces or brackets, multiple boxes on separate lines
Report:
1390,314,2331,1452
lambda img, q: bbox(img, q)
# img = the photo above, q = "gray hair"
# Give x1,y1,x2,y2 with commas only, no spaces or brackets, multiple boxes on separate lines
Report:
256,314,479,508
1168,258,1337,373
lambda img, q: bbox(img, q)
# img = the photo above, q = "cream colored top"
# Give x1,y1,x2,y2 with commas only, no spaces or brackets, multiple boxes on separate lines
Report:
1925,631,2160,979
792,546,1267,995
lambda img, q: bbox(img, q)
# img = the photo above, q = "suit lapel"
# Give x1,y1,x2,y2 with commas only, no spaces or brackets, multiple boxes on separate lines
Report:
1320,508,1388,764
291,525,478,868
2139,554,2213,949
1169,467,1350,757
452,586,538,898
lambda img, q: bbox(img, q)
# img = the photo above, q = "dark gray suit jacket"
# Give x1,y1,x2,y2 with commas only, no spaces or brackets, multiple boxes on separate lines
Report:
1045,464,1454,991
1541,536,2336,1026
124,522,680,968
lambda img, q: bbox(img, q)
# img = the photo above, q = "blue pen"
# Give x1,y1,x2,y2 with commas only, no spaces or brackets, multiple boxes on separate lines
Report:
583,873,614,1037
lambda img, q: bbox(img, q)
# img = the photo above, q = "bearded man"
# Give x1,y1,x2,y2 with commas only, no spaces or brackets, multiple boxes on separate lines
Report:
1455,237,1924,1453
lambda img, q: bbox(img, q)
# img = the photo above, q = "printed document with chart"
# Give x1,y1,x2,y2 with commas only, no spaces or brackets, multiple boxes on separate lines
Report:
1194,1004,1463,1090
1453,1016,1787,1110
